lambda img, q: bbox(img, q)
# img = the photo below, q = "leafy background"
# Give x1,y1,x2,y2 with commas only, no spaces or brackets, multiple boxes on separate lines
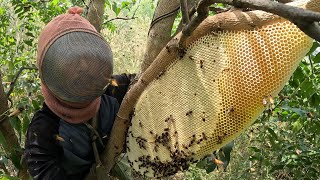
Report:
0,0,319,179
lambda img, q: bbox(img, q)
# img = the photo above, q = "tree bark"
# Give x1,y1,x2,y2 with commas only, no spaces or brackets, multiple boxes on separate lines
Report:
87,0,105,32
0,71,28,179
140,0,180,73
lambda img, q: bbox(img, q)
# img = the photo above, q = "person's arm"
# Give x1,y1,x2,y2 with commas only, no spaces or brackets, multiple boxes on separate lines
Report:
105,73,136,104
24,105,67,180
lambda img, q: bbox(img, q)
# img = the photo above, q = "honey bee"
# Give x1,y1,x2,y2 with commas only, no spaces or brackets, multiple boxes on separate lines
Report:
262,96,268,106
200,60,204,69
227,107,235,113
217,133,227,144
157,71,165,79
186,110,193,116
202,132,207,140
269,95,275,105
139,122,143,128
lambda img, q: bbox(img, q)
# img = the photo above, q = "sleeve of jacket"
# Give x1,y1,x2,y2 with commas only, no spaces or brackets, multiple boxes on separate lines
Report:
105,73,136,104
24,105,67,180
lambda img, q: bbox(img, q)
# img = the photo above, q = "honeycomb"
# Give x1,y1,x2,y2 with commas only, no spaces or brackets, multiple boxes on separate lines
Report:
126,17,313,177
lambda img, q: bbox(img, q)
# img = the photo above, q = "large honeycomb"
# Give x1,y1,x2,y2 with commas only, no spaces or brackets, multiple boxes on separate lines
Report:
126,7,314,179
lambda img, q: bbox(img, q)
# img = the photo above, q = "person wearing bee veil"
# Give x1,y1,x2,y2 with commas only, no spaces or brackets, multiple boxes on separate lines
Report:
24,7,133,180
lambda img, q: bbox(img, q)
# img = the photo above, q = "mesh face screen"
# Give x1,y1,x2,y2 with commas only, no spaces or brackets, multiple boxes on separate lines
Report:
42,32,113,103
126,19,313,177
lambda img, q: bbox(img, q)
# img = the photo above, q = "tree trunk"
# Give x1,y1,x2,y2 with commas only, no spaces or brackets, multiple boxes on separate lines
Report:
140,0,180,73
0,71,28,180
87,0,105,32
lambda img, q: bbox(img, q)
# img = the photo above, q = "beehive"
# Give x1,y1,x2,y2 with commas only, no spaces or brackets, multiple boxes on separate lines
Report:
126,1,317,178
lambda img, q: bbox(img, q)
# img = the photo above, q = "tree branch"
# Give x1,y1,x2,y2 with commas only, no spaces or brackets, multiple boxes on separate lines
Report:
6,66,38,99
0,71,28,180
277,0,293,3
180,0,320,48
140,0,181,73
104,16,137,24
172,0,199,37
104,1,140,24
86,0,105,32
180,0,190,25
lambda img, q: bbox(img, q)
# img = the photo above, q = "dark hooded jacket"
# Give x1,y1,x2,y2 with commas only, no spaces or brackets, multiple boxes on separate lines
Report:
24,74,133,180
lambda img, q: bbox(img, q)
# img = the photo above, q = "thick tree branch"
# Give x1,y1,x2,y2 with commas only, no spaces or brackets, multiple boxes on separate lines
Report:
222,0,320,41
6,66,38,99
179,0,320,49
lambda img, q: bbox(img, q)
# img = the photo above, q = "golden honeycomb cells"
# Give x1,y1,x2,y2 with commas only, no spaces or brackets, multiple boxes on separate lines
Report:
126,19,313,177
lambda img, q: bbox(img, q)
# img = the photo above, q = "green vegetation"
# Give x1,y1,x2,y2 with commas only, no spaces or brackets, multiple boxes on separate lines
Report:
0,0,319,179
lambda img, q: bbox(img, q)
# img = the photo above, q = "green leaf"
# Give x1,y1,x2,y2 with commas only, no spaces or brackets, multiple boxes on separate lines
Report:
301,79,315,97
24,40,33,46
25,32,34,37
112,2,121,16
267,128,278,140
0,175,20,180
293,67,305,82
0,7,5,16
121,2,130,9
110,155,133,180
310,93,320,107
293,119,303,132
196,155,217,173
0,132,8,155
281,106,306,117
248,146,260,152
105,0,111,7
106,22,117,33
9,117,22,141
313,52,320,64
51,0,59,6
219,141,234,169
307,41,320,56
32,99,40,110
22,113,30,134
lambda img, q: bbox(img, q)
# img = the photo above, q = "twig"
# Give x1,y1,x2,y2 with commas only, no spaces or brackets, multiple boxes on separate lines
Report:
209,6,231,13
104,16,137,24
104,0,141,25
277,0,293,3
6,66,38,99
180,0,190,25
309,55,315,74
82,0,89,16
132,0,141,18
81,0,89,10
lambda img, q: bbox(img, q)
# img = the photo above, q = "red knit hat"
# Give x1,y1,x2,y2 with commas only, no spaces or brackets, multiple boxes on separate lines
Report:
37,7,111,124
